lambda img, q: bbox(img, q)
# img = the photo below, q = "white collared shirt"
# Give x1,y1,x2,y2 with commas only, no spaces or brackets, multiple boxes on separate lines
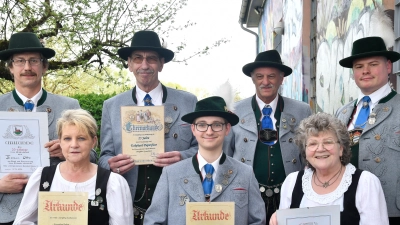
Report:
135,83,163,106
256,94,279,130
197,151,222,181
15,88,43,112
348,83,392,130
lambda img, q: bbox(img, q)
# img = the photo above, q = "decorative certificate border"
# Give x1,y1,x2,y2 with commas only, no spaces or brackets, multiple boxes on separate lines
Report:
0,112,49,178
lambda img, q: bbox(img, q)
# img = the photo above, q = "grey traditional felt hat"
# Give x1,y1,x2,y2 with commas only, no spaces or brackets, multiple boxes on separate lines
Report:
117,30,174,63
242,50,292,77
181,96,239,126
0,32,55,60
339,36,400,68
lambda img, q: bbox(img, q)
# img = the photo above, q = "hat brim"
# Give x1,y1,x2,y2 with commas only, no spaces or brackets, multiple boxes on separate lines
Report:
0,47,55,61
242,62,293,77
117,46,174,63
181,111,239,126
339,51,400,68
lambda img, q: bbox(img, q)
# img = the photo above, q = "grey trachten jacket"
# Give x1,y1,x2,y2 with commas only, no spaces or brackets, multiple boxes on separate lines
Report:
144,154,266,225
224,96,312,175
98,86,198,203
336,94,400,217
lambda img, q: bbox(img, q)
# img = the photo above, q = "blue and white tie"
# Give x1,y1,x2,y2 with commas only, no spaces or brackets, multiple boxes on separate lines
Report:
354,96,371,129
261,105,274,145
24,99,34,112
143,94,154,106
202,164,214,198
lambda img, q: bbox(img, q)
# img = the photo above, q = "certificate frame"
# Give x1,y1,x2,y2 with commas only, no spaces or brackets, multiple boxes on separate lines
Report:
0,112,49,178
120,106,165,165
38,192,88,224
186,202,234,225
277,205,340,225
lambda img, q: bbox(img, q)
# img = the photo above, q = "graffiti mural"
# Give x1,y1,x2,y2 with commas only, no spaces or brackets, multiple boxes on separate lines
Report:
258,0,274,52
281,0,303,101
258,0,304,101
315,0,395,113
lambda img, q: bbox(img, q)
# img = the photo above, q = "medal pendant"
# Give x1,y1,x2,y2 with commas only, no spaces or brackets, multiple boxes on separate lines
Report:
322,182,329,188
259,186,265,193
215,184,222,193
274,187,280,194
91,200,99,206
368,117,376,125
265,189,273,197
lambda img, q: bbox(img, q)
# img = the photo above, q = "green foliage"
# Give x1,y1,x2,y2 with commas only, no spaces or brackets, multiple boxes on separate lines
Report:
0,0,226,82
71,92,117,155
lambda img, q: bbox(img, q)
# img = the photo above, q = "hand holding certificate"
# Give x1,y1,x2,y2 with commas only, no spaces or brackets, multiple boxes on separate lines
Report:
120,106,165,165
276,205,340,225
0,112,49,178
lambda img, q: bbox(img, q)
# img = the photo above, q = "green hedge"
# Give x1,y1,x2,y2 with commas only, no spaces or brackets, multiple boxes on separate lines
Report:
71,93,117,155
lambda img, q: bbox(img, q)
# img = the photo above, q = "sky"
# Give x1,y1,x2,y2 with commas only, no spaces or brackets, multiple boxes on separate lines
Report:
157,0,258,99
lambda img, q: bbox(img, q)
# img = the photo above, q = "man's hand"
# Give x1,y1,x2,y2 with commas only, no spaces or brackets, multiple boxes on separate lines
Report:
108,154,135,175
0,173,28,193
154,151,181,167
45,139,65,160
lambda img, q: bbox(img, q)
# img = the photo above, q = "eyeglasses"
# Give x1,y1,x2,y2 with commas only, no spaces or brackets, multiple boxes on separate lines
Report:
195,123,225,132
305,139,340,151
11,58,43,66
130,55,159,64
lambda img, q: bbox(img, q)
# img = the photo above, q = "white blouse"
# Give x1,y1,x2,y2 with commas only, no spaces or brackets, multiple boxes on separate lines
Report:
279,164,389,225
13,164,133,225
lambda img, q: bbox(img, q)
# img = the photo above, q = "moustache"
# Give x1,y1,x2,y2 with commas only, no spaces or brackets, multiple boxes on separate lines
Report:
21,72,37,76
137,69,154,74
260,84,274,89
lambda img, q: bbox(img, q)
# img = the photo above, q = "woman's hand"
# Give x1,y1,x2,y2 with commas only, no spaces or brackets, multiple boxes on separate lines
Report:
269,212,278,225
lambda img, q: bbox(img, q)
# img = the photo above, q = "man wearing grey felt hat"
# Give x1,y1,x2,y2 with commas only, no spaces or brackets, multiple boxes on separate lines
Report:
144,96,266,225
0,32,97,225
336,36,400,225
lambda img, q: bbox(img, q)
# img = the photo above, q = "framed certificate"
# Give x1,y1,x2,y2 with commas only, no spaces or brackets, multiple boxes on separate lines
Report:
0,112,49,178
186,202,234,225
120,106,165,165
277,205,340,225
38,192,88,224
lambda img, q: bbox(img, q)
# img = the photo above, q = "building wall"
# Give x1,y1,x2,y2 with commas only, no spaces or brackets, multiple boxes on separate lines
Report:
315,0,395,113
258,0,308,102
256,0,395,111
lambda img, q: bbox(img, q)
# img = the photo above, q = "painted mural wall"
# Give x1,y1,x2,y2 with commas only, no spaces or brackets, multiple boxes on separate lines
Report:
258,0,305,102
315,0,395,113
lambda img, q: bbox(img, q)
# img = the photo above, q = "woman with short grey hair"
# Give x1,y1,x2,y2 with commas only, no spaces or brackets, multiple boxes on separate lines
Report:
270,113,388,225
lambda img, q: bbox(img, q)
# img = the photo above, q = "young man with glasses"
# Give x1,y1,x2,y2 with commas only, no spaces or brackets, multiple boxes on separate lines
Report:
98,30,198,225
0,32,97,225
144,96,266,225
223,50,312,222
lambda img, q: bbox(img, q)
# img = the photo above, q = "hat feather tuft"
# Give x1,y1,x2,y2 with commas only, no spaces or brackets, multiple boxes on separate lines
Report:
369,5,395,48
212,80,235,112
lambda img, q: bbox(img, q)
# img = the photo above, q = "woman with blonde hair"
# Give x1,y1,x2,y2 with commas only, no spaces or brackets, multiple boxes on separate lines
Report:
14,109,133,225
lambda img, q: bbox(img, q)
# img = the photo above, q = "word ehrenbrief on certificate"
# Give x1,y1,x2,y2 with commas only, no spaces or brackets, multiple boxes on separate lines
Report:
0,112,49,178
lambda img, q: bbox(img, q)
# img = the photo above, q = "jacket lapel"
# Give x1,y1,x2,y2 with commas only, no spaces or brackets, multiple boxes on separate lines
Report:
337,104,355,126
363,103,392,134
237,111,258,135
210,158,238,201
179,173,205,202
